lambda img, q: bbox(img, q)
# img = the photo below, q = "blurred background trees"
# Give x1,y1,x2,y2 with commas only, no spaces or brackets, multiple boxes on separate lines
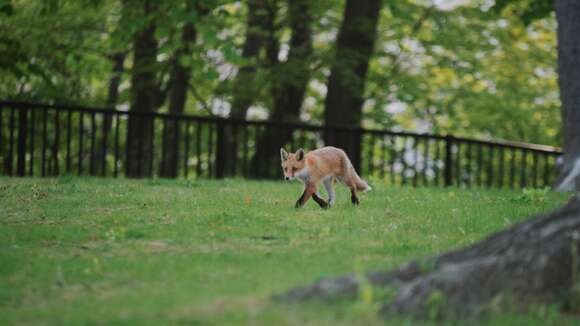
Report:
0,0,561,149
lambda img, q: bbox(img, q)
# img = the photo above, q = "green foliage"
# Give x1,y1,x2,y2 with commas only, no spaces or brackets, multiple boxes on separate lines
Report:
0,0,117,103
0,0,14,15
365,1,559,145
0,0,562,146
493,0,554,25
514,187,551,204
0,177,573,324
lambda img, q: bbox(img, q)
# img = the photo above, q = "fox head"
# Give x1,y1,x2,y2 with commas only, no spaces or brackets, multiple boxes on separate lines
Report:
280,148,305,181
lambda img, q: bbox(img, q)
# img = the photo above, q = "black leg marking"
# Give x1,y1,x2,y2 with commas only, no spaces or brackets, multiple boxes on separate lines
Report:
295,192,305,208
351,189,359,206
312,193,329,209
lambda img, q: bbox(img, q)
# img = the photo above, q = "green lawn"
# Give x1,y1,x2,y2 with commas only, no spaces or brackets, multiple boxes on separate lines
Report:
0,177,575,325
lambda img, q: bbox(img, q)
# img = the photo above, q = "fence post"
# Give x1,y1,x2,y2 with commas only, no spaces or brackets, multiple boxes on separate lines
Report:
444,135,454,187
16,108,28,176
215,119,225,178
6,107,15,176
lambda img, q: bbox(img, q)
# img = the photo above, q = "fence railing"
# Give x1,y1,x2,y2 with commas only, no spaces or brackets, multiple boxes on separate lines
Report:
0,101,562,188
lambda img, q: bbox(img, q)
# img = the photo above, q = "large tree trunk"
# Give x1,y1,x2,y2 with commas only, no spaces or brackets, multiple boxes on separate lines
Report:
323,0,381,172
555,0,580,191
279,197,580,319
249,0,312,178
216,0,274,178
126,0,158,178
159,7,198,179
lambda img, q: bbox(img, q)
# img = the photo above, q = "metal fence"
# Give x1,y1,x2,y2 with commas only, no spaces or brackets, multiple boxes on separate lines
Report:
0,101,562,188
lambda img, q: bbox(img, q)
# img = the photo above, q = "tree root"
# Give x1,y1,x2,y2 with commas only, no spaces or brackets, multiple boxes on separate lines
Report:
276,197,580,319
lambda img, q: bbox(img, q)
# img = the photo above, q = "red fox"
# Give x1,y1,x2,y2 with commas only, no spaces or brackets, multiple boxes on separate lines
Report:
280,146,371,208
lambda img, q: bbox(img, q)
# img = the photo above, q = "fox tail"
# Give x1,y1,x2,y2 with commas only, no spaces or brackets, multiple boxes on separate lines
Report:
352,169,372,192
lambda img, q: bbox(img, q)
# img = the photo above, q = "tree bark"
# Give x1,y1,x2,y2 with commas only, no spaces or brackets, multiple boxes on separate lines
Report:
278,197,580,319
92,51,126,176
126,0,158,178
229,0,272,120
106,53,127,111
249,0,312,178
217,0,276,178
159,5,199,179
323,0,382,172
555,0,580,191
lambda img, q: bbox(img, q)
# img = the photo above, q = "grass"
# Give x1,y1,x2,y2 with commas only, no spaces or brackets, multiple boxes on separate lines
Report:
0,176,576,325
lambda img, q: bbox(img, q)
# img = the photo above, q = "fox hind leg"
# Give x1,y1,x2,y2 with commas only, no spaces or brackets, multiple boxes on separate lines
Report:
323,177,336,206
347,180,359,206
350,188,359,205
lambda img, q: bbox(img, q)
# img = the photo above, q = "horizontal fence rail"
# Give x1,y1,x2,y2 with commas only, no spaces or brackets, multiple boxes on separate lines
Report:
0,101,562,188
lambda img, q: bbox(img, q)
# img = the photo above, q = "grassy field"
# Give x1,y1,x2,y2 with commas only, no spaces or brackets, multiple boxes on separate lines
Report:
0,177,576,325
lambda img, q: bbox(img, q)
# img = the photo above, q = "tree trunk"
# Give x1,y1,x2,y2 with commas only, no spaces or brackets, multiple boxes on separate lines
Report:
106,53,126,110
126,0,158,178
249,0,312,178
217,0,275,178
555,0,580,191
159,10,198,179
93,51,126,176
279,197,580,319
323,0,382,172
229,0,272,120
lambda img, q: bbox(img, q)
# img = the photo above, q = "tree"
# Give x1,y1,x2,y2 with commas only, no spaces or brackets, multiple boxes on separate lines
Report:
159,1,203,178
229,0,274,120
0,0,112,103
249,0,313,178
365,2,559,146
323,0,382,172
125,0,160,178
92,51,127,176
0,0,566,181
279,197,580,319
554,0,580,191
216,0,275,178
488,0,580,191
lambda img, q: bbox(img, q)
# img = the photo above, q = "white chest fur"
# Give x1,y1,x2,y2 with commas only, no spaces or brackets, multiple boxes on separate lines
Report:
295,168,310,183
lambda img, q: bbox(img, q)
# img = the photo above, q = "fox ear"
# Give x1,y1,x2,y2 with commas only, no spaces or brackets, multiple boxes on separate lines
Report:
280,148,289,161
296,148,305,161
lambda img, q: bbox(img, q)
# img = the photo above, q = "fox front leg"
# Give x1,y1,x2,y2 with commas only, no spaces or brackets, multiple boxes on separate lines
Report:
295,183,328,209
312,193,329,209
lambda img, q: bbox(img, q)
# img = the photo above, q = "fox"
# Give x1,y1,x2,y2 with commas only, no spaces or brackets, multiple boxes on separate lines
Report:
280,146,371,209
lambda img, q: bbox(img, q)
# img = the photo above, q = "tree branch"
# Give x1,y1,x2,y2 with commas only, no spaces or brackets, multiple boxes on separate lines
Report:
187,82,216,117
